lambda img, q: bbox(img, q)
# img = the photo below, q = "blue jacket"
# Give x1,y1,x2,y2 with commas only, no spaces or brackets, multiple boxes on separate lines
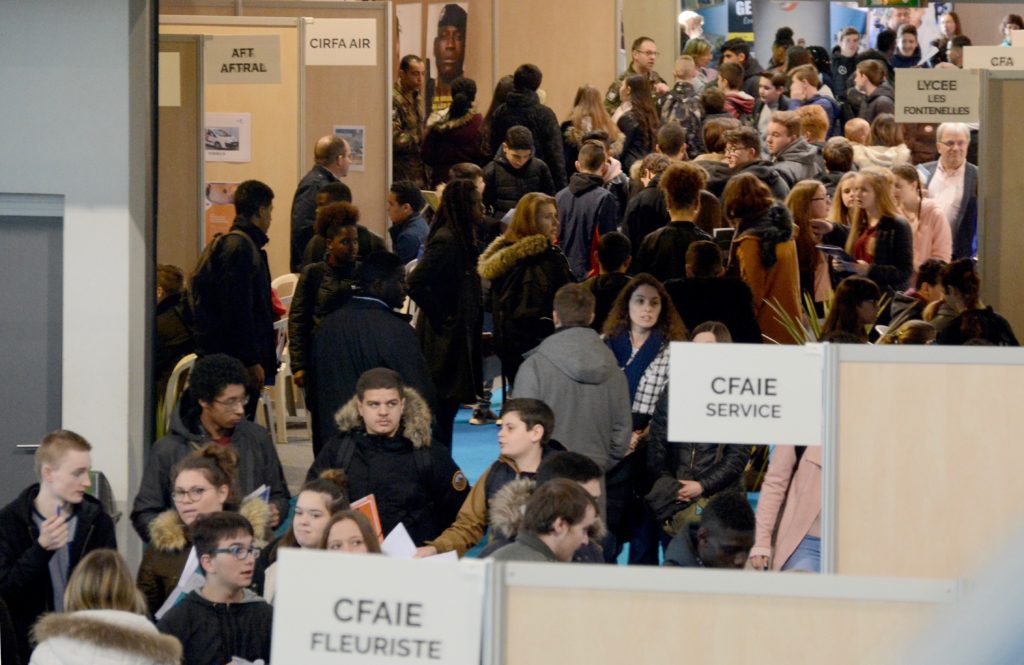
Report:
388,213,429,264
555,173,619,279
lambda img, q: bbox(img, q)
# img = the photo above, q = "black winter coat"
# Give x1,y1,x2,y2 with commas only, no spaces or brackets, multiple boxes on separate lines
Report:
192,218,277,378
290,164,338,272
409,224,483,403
308,388,470,545
665,276,763,344
312,297,436,443
0,485,117,662
584,272,632,333
287,259,358,375
477,234,575,383
617,110,653,175
854,215,914,292
646,393,750,497
621,175,669,257
482,153,556,217
633,221,712,283
488,89,567,190
157,590,272,665
129,392,291,541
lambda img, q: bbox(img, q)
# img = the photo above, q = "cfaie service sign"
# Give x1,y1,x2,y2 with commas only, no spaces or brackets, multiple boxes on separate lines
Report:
895,69,979,123
667,343,824,446
271,549,487,664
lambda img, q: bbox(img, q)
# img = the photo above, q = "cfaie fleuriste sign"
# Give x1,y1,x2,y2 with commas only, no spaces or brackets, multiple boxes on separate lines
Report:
271,549,487,663
667,343,824,446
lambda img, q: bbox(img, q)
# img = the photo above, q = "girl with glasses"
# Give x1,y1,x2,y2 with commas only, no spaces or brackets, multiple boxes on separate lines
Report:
136,444,269,618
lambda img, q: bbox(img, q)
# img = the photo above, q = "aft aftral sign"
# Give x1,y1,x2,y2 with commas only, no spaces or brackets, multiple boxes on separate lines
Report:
305,18,378,66
667,343,824,446
205,35,281,84
271,549,487,664
895,69,978,123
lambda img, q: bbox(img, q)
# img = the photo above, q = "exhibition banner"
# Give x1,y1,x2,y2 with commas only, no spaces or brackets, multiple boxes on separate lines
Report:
895,69,979,123
667,343,824,446
271,549,487,664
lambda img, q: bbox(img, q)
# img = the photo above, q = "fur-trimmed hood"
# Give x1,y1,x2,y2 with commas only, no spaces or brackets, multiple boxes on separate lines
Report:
477,233,550,281
736,203,794,270
488,478,607,541
429,108,480,134
31,609,182,664
147,498,271,552
334,386,433,449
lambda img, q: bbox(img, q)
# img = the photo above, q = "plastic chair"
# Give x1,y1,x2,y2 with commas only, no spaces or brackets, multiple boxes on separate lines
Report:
161,353,196,436
271,273,299,310
268,317,311,444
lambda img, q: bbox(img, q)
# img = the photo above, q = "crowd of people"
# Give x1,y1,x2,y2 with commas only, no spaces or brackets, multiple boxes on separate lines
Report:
3,9,1022,664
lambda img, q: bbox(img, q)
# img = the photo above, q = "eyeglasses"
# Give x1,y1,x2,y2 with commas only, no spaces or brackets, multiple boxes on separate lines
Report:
724,146,749,154
171,486,210,503
210,545,262,561
635,50,659,57
812,196,831,202
939,140,968,149
214,395,250,409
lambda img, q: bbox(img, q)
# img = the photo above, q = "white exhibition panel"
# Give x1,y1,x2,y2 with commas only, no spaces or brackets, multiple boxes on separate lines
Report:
667,342,825,446
272,548,488,664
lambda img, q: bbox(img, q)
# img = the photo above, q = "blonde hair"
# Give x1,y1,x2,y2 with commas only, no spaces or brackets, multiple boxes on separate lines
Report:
35,430,91,479
674,55,696,80
845,168,902,255
65,550,147,615
567,86,621,142
830,171,859,227
505,192,556,243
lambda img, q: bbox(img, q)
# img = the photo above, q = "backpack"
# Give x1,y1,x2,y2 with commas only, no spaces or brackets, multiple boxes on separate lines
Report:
184,229,258,330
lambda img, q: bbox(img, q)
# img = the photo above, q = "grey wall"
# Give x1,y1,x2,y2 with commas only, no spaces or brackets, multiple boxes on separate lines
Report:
0,1,152,564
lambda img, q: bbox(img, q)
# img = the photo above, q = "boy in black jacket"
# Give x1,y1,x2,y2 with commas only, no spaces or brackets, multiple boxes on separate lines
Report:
482,125,555,218
0,430,117,662
158,512,273,665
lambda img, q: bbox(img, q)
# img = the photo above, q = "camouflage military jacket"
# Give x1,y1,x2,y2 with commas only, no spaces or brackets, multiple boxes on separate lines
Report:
392,84,423,155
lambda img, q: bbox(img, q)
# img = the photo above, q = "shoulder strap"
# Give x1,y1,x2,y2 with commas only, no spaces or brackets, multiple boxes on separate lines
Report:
337,436,356,470
412,446,439,521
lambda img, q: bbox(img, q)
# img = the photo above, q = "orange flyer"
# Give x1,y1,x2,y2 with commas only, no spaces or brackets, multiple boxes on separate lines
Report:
350,494,384,543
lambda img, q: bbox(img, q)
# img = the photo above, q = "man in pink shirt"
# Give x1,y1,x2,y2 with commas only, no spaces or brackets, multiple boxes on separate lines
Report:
917,122,977,259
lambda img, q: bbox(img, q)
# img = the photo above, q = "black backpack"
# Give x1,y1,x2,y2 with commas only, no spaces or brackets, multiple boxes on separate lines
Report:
184,229,258,331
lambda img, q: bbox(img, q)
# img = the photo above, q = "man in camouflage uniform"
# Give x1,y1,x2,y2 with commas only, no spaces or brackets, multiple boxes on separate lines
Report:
393,54,427,188
657,55,705,158
604,36,669,115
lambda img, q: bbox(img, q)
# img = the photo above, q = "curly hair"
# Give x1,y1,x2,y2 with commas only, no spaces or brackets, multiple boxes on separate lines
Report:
602,273,687,341
315,201,360,240
189,354,249,404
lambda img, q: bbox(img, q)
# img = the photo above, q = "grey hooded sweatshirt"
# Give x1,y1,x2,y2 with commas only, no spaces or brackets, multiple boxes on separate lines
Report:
511,326,631,471
771,137,825,187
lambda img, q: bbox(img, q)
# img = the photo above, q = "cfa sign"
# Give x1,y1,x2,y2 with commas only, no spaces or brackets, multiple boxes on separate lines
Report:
962,46,1024,70
271,549,487,663
667,343,824,446
895,69,979,122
